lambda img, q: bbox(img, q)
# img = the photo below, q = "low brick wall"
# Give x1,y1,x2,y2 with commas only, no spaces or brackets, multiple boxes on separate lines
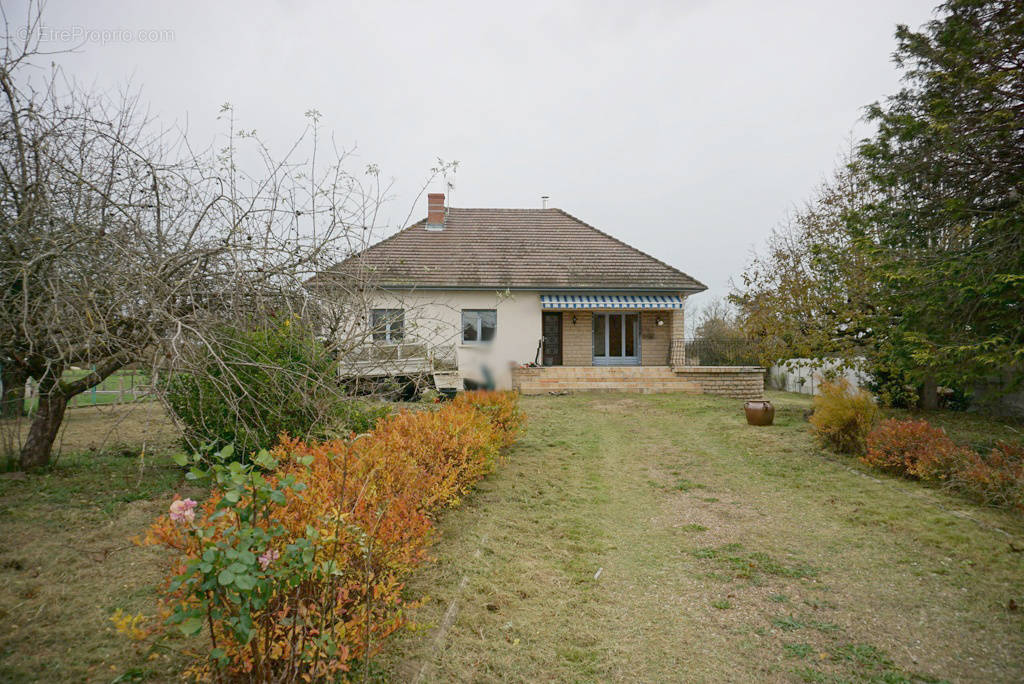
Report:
511,365,764,399
671,366,765,400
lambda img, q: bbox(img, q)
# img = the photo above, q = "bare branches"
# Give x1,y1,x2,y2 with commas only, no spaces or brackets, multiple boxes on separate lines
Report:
0,1,463,468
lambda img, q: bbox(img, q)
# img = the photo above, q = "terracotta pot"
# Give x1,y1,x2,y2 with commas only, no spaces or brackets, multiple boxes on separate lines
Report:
744,400,774,426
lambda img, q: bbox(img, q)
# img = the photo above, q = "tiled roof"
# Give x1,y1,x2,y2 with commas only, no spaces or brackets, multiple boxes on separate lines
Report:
330,208,706,292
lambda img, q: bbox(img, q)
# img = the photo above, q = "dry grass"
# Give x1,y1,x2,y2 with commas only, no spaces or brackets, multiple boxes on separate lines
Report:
378,392,1024,682
2,401,178,466
2,393,1023,682
0,403,191,682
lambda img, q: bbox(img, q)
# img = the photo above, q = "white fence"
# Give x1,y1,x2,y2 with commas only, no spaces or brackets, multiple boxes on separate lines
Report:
767,358,1024,417
766,358,870,396
8,369,153,411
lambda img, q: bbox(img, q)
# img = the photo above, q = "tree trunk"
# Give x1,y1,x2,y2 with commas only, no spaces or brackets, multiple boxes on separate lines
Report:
1,364,27,418
19,386,67,469
17,357,127,469
920,375,938,411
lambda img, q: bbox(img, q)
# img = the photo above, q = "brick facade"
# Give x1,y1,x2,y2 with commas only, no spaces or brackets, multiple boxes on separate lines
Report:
556,310,672,366
669,308,686,367
511,366,701,394
640,312,671,365
561,311,592,366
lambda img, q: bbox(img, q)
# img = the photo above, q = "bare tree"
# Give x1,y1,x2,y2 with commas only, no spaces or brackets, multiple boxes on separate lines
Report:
1,3,451,468
693,298,742,341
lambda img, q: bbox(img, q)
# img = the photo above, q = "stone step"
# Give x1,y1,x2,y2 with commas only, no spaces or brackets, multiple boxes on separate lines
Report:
523,367,680,378
511,364,765,400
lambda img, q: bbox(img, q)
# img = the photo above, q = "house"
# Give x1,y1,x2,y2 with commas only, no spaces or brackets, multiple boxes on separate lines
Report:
331,193,763,399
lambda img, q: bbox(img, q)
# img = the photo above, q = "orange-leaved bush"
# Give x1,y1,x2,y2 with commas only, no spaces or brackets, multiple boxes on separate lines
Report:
452,389,525,447
949,441,1024,512
144,391,524,682
808,378,879,455
863,418,972,480
861,419,1024,513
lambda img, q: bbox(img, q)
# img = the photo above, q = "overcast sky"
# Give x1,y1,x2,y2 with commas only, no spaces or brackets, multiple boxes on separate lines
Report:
26,0,938,304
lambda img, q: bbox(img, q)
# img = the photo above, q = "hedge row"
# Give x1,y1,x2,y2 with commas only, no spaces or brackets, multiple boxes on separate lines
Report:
809,380,1023,513
145,391,524,681
865,419,1024,512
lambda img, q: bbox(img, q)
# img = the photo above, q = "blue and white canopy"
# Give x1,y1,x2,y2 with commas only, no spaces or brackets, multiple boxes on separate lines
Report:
540,293,684,310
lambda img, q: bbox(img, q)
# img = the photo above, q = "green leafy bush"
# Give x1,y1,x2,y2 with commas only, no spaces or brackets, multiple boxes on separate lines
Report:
865,357,919,409
164,319,387,460
808,379,879,455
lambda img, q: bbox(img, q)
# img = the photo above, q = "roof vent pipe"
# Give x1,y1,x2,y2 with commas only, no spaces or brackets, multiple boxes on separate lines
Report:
426,193,445,231
541,195,549,209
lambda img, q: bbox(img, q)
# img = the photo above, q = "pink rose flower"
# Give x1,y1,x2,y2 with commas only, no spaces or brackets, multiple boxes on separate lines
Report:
259,549,280,571
169,498,197,523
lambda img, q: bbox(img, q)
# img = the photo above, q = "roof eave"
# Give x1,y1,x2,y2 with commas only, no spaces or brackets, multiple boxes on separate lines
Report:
376,283,708,295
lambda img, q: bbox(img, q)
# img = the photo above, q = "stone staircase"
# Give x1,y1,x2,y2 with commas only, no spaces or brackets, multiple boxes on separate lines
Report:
512,366,703,395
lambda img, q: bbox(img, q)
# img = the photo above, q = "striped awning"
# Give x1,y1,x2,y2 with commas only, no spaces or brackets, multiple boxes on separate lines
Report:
540,294,684,310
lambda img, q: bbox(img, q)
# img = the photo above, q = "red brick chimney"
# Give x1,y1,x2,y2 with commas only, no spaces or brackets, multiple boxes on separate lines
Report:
426,193,445,230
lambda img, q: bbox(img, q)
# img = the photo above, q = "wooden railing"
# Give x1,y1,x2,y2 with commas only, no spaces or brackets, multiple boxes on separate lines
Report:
339,343,457,377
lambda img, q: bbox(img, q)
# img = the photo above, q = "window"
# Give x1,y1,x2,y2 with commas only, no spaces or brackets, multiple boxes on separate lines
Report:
592,312,639,365
461,309,496,343
371,308,404,342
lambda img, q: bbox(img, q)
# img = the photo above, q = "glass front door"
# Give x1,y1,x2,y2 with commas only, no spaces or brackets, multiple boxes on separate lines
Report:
592,312,639,365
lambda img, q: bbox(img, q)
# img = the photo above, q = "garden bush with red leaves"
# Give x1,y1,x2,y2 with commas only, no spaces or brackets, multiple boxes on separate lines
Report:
863,419,1023,513
949,441,1024,512
863,418,972,481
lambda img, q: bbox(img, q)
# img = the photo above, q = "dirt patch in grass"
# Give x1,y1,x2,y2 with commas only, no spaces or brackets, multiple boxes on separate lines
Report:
378,392,1024,682
3,401,178,466
3,393,1022,682
0,404,192,682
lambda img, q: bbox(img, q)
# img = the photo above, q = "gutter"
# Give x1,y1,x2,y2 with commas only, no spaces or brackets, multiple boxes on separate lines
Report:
376,285,707,295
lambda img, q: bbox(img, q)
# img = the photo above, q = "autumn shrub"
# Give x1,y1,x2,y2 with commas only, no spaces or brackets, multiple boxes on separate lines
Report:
164,319,389,460
863,419,971,480
145,392,522,681
862,420,1023,512
948,441,1024,512
452,390,525,447
808,379,879,455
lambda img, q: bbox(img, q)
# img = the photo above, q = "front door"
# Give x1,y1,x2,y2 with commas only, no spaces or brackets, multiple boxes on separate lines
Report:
541,312,563,366
540,313,565,366
592,312,639,365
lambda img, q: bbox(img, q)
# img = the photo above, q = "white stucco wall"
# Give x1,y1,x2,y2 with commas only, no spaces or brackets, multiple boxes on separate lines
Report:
371,289,544,389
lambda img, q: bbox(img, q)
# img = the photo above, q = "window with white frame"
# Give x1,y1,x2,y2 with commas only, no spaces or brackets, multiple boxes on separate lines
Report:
461,309,496,343
370,308,404,342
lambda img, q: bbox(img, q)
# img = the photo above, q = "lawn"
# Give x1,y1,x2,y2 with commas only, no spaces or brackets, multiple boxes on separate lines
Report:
1,392,1022,682
0,403,193,682
379,392,1024,683
17,368,154,412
